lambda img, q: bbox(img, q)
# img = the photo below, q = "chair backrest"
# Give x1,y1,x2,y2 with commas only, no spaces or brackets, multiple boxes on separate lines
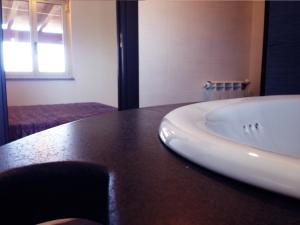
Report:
0,161,109,225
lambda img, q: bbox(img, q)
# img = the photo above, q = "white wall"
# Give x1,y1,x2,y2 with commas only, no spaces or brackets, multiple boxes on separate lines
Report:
6,0,118,107
139,1,265,107
248,1,265,96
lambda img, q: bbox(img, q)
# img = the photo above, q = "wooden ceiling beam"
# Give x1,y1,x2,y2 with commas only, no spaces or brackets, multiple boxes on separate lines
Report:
37,4,54,31
6,0,19,29
2,0,13,25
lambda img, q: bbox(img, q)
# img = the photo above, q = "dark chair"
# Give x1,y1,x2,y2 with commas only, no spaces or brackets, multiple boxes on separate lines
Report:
0,161,109,225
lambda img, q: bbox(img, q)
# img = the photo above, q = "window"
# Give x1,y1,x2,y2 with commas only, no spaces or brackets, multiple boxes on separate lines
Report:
1,0,72,79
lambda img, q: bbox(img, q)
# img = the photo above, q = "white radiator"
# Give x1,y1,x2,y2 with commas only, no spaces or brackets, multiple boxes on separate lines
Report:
203,80,250,101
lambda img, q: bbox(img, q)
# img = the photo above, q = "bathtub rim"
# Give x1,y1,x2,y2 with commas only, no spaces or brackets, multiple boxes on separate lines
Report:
159,95,300,199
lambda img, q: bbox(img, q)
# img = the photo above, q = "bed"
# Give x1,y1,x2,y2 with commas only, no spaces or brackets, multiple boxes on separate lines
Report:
8,102,117,141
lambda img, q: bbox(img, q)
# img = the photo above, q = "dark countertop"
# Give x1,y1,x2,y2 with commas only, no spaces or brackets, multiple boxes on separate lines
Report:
0,104,299,225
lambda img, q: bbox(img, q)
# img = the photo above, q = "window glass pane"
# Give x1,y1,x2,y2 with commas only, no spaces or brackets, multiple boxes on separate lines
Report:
36,2,65,73
2,0,33,72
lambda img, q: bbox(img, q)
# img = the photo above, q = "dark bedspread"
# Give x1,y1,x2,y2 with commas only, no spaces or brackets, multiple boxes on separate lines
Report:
8,102,117,141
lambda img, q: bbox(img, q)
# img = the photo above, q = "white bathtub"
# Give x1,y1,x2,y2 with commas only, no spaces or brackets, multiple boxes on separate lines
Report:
159,95,300,199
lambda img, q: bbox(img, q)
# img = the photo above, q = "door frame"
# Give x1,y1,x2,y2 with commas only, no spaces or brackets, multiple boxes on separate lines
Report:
260,1,270,96
117,1,139,110
0,0,9,145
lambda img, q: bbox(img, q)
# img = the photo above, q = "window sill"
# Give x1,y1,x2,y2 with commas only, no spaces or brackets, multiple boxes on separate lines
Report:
5,73,75,81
